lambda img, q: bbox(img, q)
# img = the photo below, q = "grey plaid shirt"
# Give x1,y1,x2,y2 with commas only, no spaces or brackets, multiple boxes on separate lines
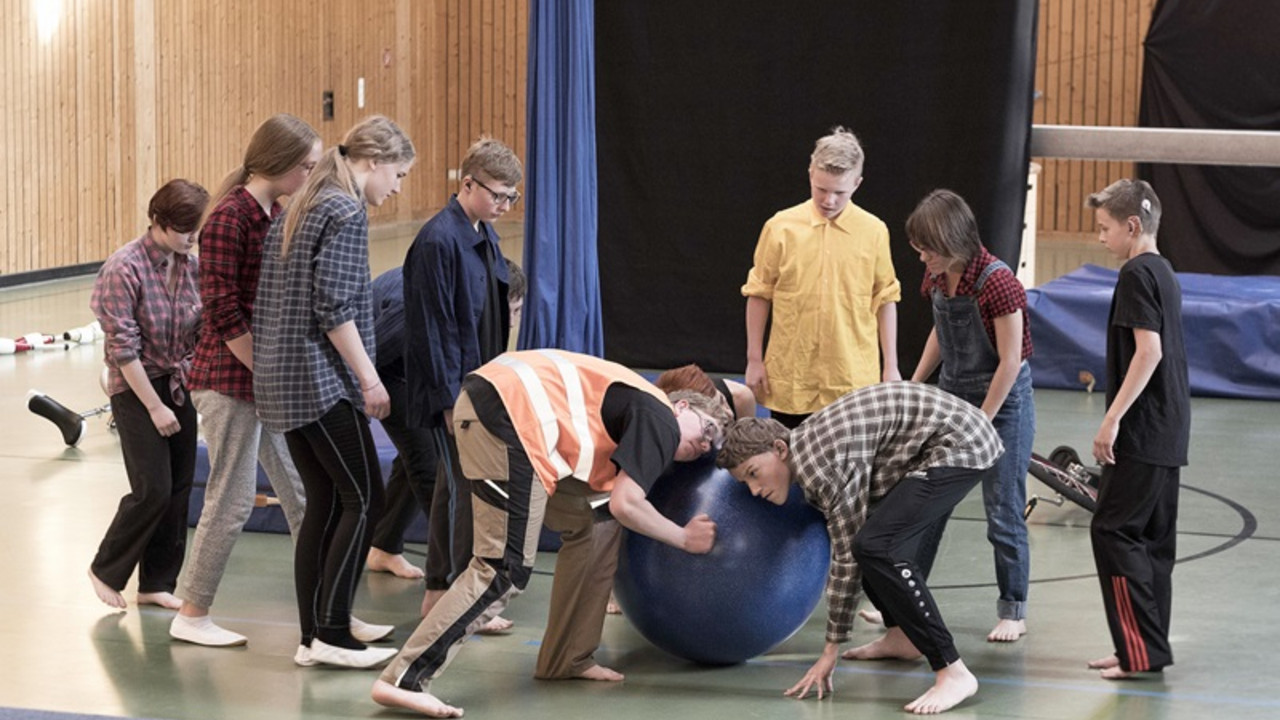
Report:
253,190,374,433
790,382,1003,644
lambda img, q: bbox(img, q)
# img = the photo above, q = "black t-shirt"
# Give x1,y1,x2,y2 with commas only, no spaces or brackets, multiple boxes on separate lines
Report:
464,377,678,493
711,377,738,420
1106,253,1190,467
477,226,507,364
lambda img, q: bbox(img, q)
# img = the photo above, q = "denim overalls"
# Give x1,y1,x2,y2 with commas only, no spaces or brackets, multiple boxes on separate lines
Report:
929,259,1034,620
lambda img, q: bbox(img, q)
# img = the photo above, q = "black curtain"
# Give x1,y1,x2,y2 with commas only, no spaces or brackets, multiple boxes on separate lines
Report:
596,2,1038,373
1139,0,1280,275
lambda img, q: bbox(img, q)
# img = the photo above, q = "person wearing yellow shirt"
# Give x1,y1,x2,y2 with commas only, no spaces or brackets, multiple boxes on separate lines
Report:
743,126,902,428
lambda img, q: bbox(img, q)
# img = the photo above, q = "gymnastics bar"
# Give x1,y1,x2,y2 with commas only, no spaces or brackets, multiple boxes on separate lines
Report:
1030,125,1280,167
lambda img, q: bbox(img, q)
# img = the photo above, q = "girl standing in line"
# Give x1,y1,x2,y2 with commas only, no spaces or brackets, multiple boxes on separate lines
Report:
253,115,415,669
88,179,209,611
170,114,321,647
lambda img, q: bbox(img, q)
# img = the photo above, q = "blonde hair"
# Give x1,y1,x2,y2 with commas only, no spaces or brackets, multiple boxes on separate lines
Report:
281,115,415,257
209,114,319,215
810,126,865,177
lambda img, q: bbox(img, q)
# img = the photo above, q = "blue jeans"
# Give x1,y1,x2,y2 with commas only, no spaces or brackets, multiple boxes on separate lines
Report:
919,366,1035,620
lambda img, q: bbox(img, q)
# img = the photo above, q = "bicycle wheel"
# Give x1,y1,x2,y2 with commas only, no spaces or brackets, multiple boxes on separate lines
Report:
1048,445,1083,470
1027,453,1098,513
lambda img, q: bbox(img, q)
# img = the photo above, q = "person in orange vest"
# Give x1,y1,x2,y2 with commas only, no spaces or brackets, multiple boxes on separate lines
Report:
371,349,732,718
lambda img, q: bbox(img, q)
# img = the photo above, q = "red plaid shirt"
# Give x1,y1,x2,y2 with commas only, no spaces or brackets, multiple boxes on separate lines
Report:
920,247,1033,360
189,187,281,401
91,232,201,402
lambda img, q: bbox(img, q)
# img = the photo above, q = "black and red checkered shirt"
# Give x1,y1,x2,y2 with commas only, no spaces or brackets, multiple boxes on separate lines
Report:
188,187,280,401
919,246,1033,360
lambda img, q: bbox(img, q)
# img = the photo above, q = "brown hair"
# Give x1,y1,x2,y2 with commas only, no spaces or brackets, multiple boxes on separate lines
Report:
281,115,415,257
905,189,983,265
715,417,790,470
148,179,210,234
654,364,717,398
209,113,320,212
669,389,733,442
506,259,526,302
461,136,523,185
1087,179,1163,237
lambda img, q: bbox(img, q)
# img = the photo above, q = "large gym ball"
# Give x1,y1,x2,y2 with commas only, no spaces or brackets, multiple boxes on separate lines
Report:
614,452,830,665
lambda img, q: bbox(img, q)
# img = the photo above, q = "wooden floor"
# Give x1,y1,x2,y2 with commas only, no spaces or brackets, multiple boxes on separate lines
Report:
1,232,1277,719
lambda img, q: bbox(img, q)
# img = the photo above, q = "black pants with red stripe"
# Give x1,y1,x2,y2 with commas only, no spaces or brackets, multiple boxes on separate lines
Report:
1090,458,1179,672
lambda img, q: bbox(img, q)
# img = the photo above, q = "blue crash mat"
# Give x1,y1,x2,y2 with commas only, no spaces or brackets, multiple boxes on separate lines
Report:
1026,264,1280,400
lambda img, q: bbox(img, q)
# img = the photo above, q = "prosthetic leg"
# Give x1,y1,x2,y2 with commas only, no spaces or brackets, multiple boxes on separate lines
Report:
26,390,112,447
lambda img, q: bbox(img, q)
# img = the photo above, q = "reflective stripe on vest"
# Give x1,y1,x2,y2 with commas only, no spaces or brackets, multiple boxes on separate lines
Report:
494,350,596,480
474,350,671,494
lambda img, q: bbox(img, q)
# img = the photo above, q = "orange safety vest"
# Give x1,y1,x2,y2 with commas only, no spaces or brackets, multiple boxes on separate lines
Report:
471,349,672,495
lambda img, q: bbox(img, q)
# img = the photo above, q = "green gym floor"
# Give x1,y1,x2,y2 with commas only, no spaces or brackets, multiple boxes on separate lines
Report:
1,229,1276,720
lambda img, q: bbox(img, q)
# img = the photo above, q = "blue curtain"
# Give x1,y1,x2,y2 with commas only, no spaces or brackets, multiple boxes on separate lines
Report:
518,0,603,355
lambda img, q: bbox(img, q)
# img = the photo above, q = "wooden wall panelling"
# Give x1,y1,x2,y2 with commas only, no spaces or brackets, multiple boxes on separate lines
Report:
1034,0,1155,241
5,0,526,275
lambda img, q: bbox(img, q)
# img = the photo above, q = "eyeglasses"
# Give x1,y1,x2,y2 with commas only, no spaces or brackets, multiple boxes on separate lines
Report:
699,415,722,449
470,177,521,207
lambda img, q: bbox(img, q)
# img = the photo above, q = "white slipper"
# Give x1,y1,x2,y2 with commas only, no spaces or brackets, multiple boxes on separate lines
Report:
169,614,247,647
351,615,395,643
309,639,398,669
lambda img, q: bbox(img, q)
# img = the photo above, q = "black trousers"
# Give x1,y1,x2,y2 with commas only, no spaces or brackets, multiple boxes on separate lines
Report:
371,377,437,555
1091,459,1179,672
854,465,991,670
424,427,474,591
285,400,384,647
769,410,811,430
91,375,197,593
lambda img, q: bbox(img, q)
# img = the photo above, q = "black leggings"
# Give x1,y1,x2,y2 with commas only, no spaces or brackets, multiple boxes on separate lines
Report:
285,401,384,648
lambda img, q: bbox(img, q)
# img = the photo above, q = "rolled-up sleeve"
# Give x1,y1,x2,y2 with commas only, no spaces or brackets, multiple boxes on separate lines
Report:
741,222,782,300
91,262,143,367
869,228,902,311
199,213,252,341
312,212,366,332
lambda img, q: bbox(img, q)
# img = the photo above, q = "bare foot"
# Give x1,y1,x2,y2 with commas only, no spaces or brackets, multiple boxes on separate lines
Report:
904,658,979,714
606,592,622,615
986,618,1026,643
576,664,625,682
367,548,426,580
841,626,923,661
858,608,884,625
372,679,464,718
475,615,514,635
421,589,447,618
137,591,183,610
88,569,126,609
1087,654,1120,670
1099,666,1136,680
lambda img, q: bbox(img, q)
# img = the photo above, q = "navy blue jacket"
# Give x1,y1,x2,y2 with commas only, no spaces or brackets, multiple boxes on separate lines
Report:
404,196,509,428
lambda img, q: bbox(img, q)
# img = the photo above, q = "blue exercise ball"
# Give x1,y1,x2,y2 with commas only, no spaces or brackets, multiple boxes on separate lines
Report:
614,452,830,665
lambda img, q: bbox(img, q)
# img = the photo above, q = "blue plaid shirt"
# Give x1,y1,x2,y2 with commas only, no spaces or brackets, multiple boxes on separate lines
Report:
253,190,375,432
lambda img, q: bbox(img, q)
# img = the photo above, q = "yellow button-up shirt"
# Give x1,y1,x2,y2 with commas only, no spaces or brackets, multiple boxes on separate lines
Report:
742,199,901,414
